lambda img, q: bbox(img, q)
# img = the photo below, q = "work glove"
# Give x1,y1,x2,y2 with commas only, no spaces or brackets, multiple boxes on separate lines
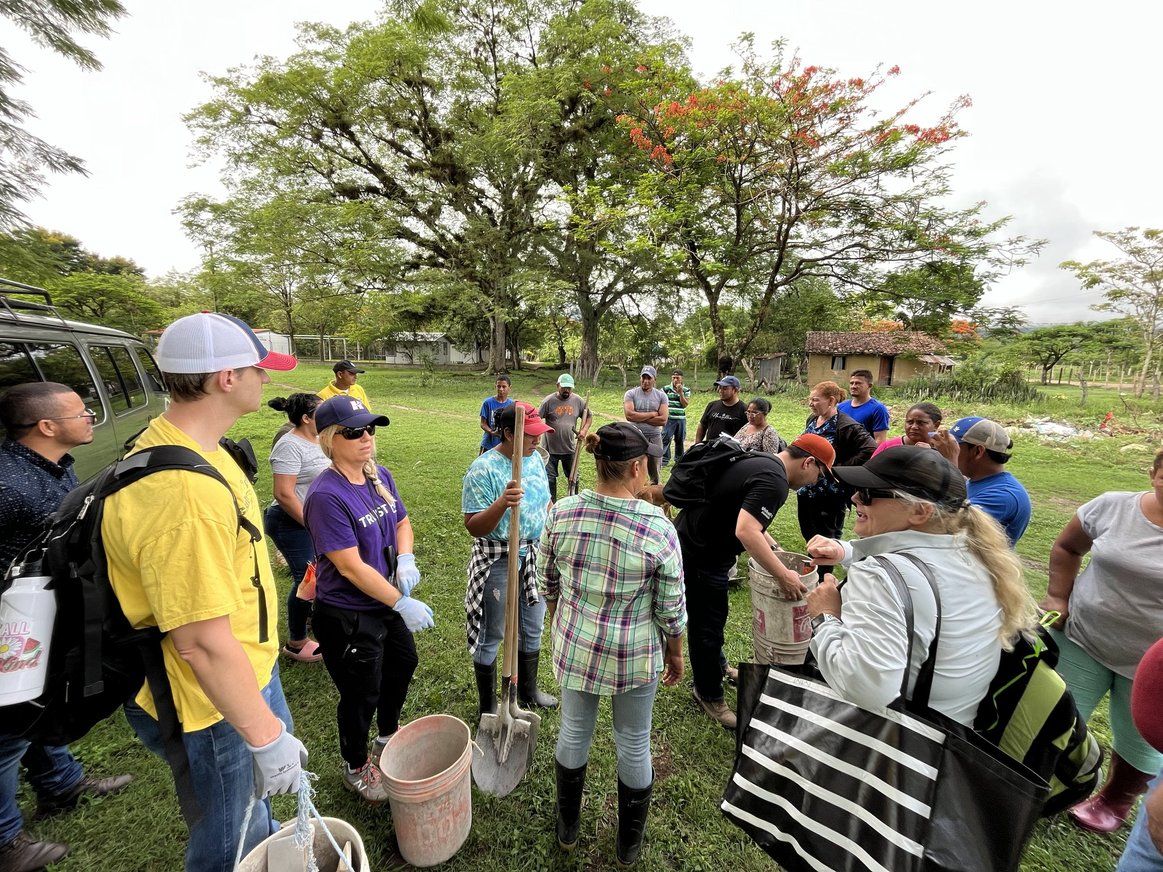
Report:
247,720,308,798
396,553,421,596
393,595,435,632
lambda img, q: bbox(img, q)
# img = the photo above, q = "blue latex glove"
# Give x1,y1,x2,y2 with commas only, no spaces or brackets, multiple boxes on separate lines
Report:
396,553,421,596
393,596,435,632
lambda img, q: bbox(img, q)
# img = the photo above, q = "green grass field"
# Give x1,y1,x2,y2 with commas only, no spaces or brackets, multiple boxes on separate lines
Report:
27,364,1161,870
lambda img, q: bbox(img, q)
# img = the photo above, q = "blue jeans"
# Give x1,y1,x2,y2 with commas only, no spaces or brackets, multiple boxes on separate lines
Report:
556,680,658,789
0,737,84,845
661,418,686,466
472,555,546,666
263,503,315,641
124,664,292,872
1117,771,1163,871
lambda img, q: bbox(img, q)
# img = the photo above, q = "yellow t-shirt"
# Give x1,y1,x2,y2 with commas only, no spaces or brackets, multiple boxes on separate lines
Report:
317,381,371,408
102,415,278,731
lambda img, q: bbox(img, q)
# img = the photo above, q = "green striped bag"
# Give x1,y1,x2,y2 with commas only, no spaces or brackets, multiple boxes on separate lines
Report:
974,613,1104,816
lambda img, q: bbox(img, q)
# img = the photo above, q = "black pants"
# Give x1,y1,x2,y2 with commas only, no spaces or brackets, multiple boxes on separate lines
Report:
546,452,575,501
797,488,850,578
683,558,731,703
313,601,419,769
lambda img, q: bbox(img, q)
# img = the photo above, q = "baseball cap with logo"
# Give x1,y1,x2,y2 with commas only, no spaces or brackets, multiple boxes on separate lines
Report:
640,365,658,379
789,433,836,477
496,401,554,437
155,313,298,373
833,446,967,509
314,395,389,431
714,375,742,389
949,416,1013,457
333,360,366,374
557,373,575,388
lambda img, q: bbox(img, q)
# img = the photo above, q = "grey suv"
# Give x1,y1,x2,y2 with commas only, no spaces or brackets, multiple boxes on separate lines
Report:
0,279,168,480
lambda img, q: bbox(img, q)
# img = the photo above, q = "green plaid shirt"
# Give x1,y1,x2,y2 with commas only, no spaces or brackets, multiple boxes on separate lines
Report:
538,491,686,694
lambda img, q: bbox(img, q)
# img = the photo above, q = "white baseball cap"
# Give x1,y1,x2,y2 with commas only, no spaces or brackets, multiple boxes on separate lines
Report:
155,313,298,373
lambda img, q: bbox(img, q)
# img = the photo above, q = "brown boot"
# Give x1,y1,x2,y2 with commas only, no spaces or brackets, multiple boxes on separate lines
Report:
1068,751,1154,833
0,832,69,872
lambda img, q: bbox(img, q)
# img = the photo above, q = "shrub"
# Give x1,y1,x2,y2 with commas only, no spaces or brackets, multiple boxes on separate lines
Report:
894,359,1040,405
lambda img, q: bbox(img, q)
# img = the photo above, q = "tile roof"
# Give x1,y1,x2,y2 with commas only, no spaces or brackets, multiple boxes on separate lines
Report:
805,331,947,356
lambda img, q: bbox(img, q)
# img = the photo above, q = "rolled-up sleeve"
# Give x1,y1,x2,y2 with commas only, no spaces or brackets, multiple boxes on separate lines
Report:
651,526,687,637
810,563,909,711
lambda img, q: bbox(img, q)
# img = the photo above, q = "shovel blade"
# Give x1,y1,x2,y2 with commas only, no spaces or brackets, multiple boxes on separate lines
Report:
472,717,533,797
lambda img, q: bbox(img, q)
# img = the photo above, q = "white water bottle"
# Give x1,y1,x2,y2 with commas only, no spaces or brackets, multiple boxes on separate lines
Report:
0,570,56,706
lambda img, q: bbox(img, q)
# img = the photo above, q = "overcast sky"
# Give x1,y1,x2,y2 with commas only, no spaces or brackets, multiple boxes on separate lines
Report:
4,0,1160,323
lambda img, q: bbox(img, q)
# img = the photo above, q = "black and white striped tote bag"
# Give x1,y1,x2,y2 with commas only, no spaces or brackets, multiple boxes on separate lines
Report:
722,555,1047,872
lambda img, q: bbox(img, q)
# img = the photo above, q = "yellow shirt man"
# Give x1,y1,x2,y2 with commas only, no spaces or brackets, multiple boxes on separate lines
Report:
318,360,371,408
103,415,278,731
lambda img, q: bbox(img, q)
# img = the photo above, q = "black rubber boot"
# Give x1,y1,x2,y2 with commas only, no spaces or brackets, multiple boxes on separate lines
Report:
616,776,653,866
473,660,497,716
517,649,558,709
555,760,587,850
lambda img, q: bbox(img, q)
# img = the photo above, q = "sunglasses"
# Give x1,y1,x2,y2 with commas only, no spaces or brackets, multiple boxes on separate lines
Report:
854,487,899,504
339,425,376,440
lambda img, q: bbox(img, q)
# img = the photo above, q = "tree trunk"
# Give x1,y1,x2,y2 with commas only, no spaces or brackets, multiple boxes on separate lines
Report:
1040,364,1051,385
739,357,756,391
489,314,507,373
578,314,600,380
1134,340,1155,398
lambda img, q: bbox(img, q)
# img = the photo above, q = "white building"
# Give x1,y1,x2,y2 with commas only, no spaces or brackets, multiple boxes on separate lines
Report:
253,329,295,356
382,331,480,365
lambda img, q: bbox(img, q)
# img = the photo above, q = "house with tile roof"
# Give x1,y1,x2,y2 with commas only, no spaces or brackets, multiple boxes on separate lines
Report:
805,331,955,386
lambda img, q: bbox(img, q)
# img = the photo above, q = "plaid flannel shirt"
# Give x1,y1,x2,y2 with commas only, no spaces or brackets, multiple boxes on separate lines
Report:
538,491,686,695
465,537,540,656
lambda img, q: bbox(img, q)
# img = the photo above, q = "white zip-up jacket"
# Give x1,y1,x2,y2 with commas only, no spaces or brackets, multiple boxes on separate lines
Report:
809,529,1002,726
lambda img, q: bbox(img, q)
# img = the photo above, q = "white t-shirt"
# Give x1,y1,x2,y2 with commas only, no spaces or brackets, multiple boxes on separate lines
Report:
268,432,330,506
1066,491,1163,679
810,529,1003,726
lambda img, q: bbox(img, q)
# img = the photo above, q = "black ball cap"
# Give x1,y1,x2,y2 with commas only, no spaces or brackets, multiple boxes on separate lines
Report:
593,422,663,460
332,360,365,374
833,446,967,508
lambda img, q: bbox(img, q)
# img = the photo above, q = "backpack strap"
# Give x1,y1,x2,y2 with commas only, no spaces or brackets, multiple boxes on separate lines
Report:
871,553,942,708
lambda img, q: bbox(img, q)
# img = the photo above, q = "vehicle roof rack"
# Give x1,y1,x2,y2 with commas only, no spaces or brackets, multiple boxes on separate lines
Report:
0,278,69,326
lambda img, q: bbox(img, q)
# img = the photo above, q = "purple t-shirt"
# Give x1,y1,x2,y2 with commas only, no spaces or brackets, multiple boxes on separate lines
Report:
303,466,408,611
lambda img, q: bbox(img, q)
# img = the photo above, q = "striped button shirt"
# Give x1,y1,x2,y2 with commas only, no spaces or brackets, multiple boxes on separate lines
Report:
538,491,687,695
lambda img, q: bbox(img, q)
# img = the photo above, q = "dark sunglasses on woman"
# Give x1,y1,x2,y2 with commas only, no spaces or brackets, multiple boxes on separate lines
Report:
339,425,376,440
855,487,898,504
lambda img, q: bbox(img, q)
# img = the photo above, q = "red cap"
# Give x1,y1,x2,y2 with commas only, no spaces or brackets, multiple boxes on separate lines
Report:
496,401,553,437
790,433,836,472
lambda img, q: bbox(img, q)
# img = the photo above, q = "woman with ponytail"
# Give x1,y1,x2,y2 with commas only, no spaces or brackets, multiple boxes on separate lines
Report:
803,446,1036,726
301,395,434,803
265,393,328,662
538,423,686,865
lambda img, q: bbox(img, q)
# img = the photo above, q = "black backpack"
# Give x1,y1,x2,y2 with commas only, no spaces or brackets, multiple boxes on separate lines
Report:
663,437,772,507
2,444,263,823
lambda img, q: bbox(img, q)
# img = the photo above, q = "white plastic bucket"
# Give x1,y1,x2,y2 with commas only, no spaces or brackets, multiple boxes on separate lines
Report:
235,817,368,872
750,551,817,666
0,574,55,705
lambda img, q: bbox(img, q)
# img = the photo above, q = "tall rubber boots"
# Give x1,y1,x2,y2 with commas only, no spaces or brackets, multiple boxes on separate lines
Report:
517,649,558,709
1069,751,1154,833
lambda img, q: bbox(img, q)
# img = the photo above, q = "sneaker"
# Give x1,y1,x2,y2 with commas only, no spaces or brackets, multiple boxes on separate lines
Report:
372,733,396,770
281,639,322,662
0,831,69,871
342,760,390,803
692,688,737,730
34,774,133,819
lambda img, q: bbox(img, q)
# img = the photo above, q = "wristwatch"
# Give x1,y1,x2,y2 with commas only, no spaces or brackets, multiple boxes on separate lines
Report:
811,612,842,631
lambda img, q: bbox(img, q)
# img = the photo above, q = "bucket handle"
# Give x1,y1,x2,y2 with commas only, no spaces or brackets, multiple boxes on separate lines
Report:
232,772,356,872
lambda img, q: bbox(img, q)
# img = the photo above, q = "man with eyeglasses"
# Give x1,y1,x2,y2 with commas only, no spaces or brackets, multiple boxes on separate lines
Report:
0,382,132,871
100,313,308,871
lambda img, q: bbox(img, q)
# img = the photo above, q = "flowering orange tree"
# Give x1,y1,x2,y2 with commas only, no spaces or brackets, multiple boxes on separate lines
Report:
615,37,1041,363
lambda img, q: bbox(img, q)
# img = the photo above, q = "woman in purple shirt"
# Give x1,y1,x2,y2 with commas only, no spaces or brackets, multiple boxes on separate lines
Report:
303,396,435,804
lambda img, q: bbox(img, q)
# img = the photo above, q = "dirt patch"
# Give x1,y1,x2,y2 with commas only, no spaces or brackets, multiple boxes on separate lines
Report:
1021,555,1048,574
652,734,677,783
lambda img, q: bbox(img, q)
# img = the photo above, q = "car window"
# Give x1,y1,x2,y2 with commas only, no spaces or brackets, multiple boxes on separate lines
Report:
0,341,38,393
25,342,104,420
89,344,146,414
133,346,165,393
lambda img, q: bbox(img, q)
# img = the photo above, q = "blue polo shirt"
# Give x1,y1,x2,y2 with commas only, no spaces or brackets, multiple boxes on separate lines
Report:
0,439,78,571
968,471,1032,545
839,397,890,437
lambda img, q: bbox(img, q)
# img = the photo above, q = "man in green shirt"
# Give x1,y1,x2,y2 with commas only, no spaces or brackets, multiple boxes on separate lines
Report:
661,370,690,466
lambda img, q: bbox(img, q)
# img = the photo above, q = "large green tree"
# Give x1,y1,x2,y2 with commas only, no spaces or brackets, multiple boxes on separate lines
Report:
616,39,1042,364
0,0,125,227
1062,227,1163,396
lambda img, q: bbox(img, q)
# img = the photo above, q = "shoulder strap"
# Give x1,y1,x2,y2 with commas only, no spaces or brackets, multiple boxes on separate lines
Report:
871,553,943,707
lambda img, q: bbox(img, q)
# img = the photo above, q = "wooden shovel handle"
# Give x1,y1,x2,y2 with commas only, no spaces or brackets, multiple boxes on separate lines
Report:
501,405,524,682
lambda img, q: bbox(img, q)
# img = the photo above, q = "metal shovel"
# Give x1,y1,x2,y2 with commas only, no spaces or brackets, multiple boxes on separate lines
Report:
472,405,541,796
